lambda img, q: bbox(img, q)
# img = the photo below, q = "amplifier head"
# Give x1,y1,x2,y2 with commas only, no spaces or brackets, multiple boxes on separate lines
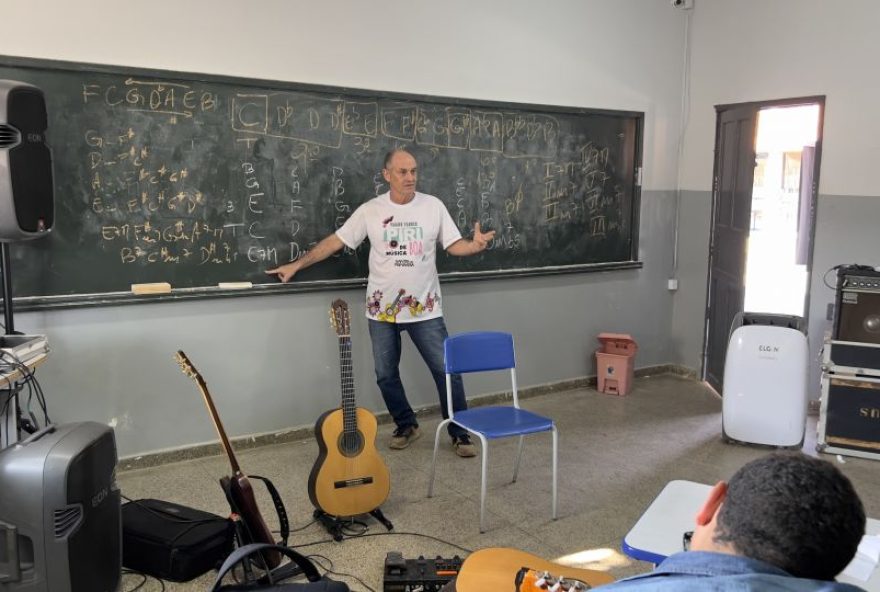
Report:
834,270,880,344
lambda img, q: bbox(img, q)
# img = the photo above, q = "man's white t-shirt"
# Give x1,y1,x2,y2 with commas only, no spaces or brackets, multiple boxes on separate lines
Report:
335,192,462,323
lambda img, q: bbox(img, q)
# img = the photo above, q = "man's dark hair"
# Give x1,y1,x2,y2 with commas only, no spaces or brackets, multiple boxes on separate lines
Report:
714,452,865,580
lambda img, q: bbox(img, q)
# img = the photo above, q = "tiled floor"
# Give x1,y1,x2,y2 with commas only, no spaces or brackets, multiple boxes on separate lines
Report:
117,374,880,591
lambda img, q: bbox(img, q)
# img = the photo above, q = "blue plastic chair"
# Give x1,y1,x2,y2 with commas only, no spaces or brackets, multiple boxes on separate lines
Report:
427,331,558,532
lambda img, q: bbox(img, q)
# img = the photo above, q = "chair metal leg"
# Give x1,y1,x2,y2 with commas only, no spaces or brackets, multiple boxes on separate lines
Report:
551,425,558,520
512,435,525,483
477,433,489,533
427,419,450,498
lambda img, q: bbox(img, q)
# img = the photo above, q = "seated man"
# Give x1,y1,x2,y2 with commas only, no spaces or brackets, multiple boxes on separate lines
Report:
604,452,866,590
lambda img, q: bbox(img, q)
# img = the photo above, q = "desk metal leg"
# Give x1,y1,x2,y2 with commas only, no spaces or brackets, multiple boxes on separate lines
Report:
0,390,19,449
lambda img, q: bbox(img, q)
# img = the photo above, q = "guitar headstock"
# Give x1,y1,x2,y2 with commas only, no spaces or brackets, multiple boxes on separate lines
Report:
516,568,591,592
175,350,205,387
329,299,351,337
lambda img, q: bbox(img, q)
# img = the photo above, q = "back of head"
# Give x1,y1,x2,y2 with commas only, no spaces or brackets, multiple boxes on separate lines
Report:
715,452,865,580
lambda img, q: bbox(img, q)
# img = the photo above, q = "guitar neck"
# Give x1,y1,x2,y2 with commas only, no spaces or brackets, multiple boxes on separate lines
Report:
196,379,242,475
339,335,357,434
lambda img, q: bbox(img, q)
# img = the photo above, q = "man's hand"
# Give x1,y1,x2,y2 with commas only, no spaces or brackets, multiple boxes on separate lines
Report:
446,222,497,257
265,261,299,283
265,234,345,282
471,222,496,253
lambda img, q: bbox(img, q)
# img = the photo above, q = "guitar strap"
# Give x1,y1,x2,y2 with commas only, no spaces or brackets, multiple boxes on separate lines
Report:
219,475,290,547
249,474,290,546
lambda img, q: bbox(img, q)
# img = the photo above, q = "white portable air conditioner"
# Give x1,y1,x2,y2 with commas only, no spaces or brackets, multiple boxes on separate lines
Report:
722,323,808,447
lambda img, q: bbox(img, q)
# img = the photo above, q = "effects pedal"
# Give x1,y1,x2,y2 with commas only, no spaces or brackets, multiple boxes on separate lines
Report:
383,551,464,592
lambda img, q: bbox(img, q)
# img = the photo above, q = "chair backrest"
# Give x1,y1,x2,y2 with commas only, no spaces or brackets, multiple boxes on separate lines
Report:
445,331,515,374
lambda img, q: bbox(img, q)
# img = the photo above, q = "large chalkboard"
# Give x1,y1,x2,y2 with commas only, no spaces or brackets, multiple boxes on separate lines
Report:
0,56,642,309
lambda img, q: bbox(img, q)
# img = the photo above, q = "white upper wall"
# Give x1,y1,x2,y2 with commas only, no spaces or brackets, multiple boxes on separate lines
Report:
1,0,686,190
682,0,880,197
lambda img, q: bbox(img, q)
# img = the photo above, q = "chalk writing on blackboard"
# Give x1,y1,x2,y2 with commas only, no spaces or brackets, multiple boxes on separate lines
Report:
0,56,642,309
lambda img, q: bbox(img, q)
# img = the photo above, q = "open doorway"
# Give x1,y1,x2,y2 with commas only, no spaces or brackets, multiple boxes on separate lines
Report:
744,105,821,316
703,97,824,393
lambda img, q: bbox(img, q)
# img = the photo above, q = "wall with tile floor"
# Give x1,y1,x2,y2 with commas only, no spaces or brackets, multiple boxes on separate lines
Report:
117,374,880,591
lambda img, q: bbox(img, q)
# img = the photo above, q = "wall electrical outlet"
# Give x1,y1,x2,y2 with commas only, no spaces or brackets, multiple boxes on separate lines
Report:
667,278,679,291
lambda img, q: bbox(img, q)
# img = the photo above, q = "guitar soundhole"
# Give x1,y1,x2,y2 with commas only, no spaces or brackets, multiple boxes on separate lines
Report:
337,430,365,457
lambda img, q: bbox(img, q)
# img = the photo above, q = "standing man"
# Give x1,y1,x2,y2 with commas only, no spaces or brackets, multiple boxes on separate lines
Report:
267,149,495,458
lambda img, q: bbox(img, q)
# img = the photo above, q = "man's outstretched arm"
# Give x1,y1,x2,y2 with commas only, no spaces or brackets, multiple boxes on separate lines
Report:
265,233,346,282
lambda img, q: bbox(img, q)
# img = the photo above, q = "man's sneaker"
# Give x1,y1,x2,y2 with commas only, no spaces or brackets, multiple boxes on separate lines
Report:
389,425,421,450
452,434,477,458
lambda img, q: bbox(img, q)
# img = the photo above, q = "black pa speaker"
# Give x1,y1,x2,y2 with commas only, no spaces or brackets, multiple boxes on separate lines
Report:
0,80,54,241
0,422,121,592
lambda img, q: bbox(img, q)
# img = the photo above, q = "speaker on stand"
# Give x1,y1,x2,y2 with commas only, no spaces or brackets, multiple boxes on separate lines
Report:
0,80,54,334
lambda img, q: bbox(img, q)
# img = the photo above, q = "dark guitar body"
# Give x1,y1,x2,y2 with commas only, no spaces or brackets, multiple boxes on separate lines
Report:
224,473,282,569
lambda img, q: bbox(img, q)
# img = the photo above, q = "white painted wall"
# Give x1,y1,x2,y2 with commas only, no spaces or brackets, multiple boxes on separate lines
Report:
1,0,688,457
673,0,880,393
681,0,880,197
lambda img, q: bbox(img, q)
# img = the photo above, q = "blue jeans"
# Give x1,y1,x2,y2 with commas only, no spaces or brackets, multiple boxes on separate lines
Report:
368,317,468,438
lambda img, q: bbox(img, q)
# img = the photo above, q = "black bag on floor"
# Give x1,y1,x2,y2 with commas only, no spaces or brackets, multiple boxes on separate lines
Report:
211,543,350,592
122,498,235,582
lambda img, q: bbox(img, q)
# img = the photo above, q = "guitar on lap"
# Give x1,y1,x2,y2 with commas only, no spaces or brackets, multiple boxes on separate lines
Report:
175,350,282,569
456,548,615,591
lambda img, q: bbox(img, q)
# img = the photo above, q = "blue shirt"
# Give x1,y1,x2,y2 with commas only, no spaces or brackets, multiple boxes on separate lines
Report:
601,551,865,591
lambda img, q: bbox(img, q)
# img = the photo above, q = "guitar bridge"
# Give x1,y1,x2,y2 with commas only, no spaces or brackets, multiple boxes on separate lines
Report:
333,477,374,489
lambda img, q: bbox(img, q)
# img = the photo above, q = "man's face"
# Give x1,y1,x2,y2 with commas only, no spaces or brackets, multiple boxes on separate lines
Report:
383,152,418,199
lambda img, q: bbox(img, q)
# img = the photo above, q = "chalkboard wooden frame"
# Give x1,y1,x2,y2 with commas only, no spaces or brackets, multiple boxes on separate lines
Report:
0,55,643,311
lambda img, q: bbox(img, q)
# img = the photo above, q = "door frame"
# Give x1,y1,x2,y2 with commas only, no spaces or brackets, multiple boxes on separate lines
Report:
701,95,826,386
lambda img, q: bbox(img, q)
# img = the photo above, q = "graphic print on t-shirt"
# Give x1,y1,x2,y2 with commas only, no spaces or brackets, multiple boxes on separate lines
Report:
367,288,439,322
335,192,458,324
383,217,424,266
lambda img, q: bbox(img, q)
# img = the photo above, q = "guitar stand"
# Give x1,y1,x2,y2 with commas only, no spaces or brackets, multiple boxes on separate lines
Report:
314,507,393,542
231,518,303,585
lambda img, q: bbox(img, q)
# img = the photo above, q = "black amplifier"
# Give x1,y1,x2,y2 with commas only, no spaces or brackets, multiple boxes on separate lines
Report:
833,266,880,345
818,373,880,460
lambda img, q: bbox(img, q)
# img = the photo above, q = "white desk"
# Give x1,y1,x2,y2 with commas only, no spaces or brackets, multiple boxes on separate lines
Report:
622,479,880,590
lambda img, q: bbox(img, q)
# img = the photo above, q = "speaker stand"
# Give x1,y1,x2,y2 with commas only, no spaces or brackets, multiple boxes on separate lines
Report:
0,242,15,335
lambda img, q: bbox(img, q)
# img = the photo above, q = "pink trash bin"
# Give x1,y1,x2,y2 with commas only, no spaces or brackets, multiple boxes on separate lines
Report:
595,333,638,396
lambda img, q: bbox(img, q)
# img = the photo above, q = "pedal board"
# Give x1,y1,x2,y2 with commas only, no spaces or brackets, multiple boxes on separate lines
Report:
383,551,465,592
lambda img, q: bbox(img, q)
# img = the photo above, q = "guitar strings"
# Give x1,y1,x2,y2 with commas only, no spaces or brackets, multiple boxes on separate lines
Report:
341,334,356,457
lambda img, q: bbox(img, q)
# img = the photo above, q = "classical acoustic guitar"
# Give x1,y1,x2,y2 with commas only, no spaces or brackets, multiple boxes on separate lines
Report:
175,350,281,569
308,299,391,517
456,548,615,592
